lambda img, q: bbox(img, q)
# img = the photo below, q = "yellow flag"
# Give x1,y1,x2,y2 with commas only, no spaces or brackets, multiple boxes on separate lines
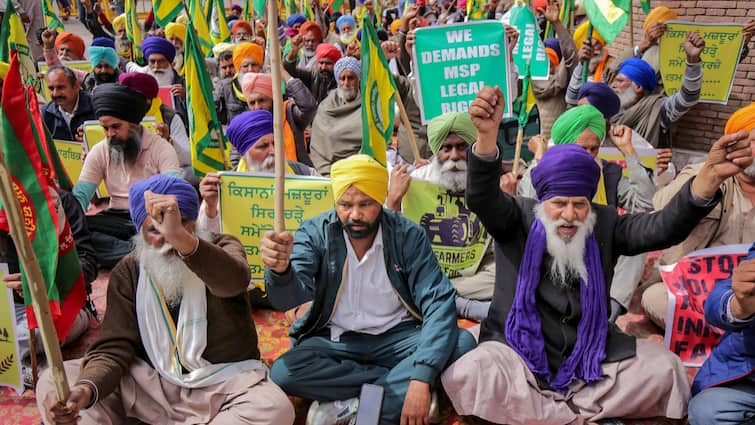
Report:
210,0,231,45
188,0,213,56
153,0,183,27
125,0,143,63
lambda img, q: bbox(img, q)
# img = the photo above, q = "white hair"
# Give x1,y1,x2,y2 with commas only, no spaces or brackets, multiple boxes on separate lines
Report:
425,156,467,193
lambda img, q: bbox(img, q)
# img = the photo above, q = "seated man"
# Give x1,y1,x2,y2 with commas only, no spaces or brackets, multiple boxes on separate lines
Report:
261,155,476,424
37,175,294,425
688,243,755,425
42,66,96,142
73,83,181,268
441,86,753,424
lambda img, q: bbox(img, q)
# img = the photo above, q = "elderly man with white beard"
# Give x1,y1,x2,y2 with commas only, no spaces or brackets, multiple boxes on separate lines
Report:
440,86,754,424
37,174,295,425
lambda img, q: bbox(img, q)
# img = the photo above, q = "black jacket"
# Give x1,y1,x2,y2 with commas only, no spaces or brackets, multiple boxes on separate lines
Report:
467,148,720,383
283,57,336,103
43,90,97,142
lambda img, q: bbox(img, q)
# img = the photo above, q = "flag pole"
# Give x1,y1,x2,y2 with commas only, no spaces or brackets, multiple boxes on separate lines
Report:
581,23,593,83
394,91,421,163
268,0,286,233
0,123,69,401
628,0,634,49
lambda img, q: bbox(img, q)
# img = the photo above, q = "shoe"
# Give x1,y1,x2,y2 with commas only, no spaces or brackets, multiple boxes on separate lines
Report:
306,398,359,425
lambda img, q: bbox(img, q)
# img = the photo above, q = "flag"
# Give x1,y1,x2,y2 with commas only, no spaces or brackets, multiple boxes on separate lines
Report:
285,0,296,15
560,0,574,29
640,0,651,14
210,0,231,45
300,0,315,21
0,53,86,341
582,0,630,44
0,0,36,85
253,0,266,19
153,0,184,27
360,16,396,167
42,0,65,31
188,0,213,56
243,0,254,20
329,0,343,13
466,0,485,20
518,62,536,128
184,24,230,176
125,0,144,63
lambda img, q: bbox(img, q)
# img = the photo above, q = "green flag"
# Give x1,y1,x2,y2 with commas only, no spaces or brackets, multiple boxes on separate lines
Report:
153,0,184,27
253,0,266,19
125,0,144,63
42,0,65,31
210,0,232,45
582,0,630,44
640,0,651,14
0,0,36,85
518,62,536,128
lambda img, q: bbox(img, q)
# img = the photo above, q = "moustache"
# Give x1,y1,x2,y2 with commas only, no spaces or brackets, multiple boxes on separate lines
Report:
52,96,67,102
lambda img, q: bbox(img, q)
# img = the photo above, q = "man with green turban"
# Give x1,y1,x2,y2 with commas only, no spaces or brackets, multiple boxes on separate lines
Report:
519,104,658,322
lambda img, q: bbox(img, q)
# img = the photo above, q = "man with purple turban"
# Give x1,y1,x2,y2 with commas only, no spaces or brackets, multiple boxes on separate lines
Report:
38,174,295,425
441,86,754,424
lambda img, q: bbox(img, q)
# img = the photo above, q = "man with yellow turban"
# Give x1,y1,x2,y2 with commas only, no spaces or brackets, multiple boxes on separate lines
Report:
642,103,755,330
214,42,264,125
165,22,186,73
112,14,134,61
261,154,476,425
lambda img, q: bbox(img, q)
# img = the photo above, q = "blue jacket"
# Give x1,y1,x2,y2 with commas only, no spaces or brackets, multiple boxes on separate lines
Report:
265,209,460,384
42,90,97,142
692,242,755,395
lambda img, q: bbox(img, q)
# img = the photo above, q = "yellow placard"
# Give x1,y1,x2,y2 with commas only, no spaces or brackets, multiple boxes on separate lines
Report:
659,21,744,104
218,173,333,282
38,61,93,101
54,139,85,183
0,265,22,394
598,147,658,177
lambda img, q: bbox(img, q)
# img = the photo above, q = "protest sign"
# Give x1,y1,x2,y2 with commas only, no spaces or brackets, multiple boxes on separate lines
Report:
508,3,549,80
402,179,490,279
218,173,333,283
660,244,750,367
37,61,93,101
413,21,511,123
157,86,176,109
53,139,84,183
598,147,657,177
659,22,744,104
0,264,23,394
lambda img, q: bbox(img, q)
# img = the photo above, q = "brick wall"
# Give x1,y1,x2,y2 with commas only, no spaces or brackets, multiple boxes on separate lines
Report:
607,0,754,152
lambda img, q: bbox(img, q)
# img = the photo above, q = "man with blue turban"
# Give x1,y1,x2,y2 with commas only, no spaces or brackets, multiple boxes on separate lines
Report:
82,45,121,93
441,86,753,423
260,154,475,424
38,174,295,425
567,31,706,147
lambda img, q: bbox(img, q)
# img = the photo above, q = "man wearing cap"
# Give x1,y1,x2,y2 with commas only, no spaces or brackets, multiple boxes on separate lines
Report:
38,174,295,425
441,86,753,424
73,83,181,268
642,103,755,330
260,154,476,425
284,39,341,102
43,66,97,142
215,41,265,125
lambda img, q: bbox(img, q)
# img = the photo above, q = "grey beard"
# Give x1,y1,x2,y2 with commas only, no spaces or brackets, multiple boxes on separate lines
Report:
150,68,175,86
246,155,275,173
617,86,641,109
427,156,467,193
337,87,359,102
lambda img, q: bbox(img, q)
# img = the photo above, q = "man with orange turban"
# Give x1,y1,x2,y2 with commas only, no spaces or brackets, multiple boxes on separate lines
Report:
54,32,86,61
642,103,755,329
296,21,324,70
231,20,254,43
215,42,264,125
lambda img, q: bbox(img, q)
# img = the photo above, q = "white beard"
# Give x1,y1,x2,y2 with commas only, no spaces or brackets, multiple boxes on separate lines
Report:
149,68,175,86
426,156,467,193
336,87,359,102
245,155,275,173
617,86,640,109
534,203,597,287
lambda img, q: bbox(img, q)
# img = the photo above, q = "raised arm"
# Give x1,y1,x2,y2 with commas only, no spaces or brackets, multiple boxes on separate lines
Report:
661,32,704,128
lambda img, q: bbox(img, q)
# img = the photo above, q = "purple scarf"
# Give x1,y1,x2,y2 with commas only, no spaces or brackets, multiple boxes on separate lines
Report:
505,218,607,393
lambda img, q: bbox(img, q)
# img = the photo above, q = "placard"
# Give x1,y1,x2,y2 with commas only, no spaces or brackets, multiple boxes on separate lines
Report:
509,3,549,80
597,147,657,177
0,264,23,394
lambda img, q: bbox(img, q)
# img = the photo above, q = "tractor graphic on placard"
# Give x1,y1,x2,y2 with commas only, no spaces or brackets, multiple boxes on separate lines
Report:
419,195,482,248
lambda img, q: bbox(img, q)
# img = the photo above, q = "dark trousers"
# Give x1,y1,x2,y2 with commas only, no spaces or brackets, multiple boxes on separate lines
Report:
86,209,135,269
270,321,476,425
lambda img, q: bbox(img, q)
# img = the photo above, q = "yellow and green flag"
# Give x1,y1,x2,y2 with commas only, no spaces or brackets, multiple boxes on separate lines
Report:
125,0,144,63
42,0,65,31
185,24,230,176
188,0,213,56
253,0,266,20
359,15,396,167
153,0,184,27
518,62,536,128
466,0,485,20
582,0,630,44
0,0,36,85
210,0,231,45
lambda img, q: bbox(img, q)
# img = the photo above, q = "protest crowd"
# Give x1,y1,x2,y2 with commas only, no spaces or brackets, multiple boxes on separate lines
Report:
0,0,755,423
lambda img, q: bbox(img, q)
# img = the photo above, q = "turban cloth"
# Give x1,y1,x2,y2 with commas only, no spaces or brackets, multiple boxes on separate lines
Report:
55,32,85,58
336,15,355,32
233,42,264,71
112,14,126,32
226,110,274,156
617,58,656,91
92,37,116,49
544,38,561,60
232,20,254,35
92,83,148,124
231,3,242,12
176,14,189,25
119,72,159,99
532,144,601,201
507,143,607,394
390,19,402,34
334,56,361,81
532,0,547,10
427,112,477,155
241,72,273,100
142,36,176,63
573,21,606,48
330,154,389,204
725,102,755,135
643,6,678,32
88,46,119,69
316,43,342,63
577,82,620,119
287,13,306,27
212,42,236,57
165,22,187,42
545,48,559,67
551,104,606,144
129,174,199,231
299,21,323,42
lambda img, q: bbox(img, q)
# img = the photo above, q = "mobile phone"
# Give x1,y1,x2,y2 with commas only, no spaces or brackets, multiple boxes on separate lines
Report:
355,384,384,425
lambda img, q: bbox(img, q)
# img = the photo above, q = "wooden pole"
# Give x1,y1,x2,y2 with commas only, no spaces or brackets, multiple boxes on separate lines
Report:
268,0,286,233
29,328,38,388
394,92,421,163
0,126,69,401
512,127,524,177
581,23,593,83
